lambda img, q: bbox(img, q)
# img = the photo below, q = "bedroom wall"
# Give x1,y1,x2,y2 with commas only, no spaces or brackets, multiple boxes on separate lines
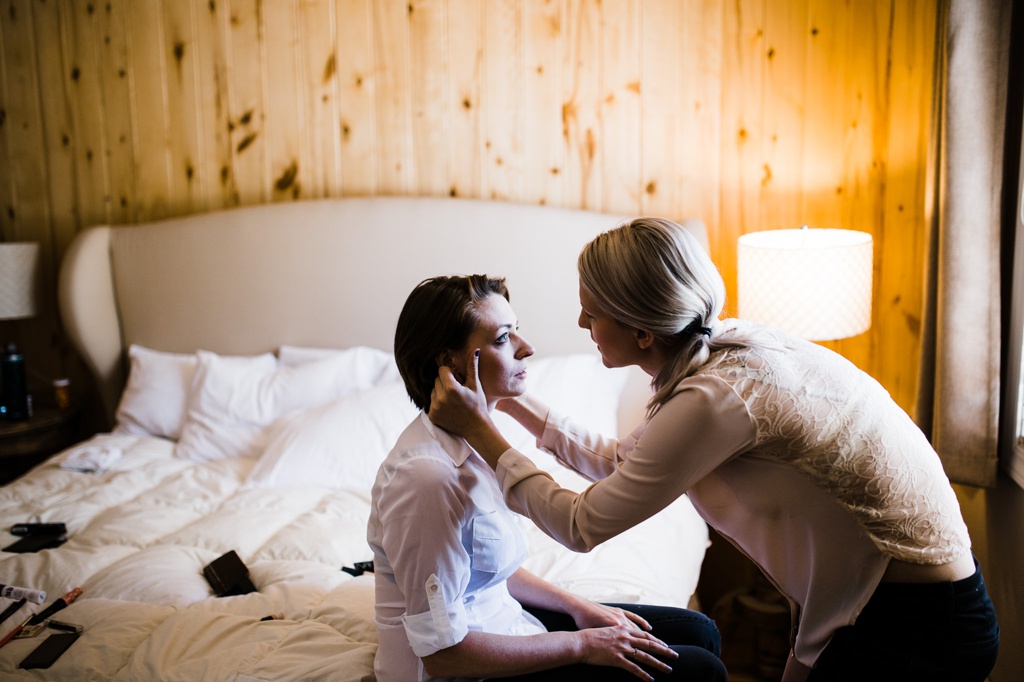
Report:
0,0,938,423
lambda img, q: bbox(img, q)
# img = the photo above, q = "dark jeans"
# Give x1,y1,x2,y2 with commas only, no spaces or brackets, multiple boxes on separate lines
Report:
491,603,728,681
807,557,999,682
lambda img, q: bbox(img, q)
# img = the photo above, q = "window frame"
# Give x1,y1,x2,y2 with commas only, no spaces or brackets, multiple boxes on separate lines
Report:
1001,111,1024,491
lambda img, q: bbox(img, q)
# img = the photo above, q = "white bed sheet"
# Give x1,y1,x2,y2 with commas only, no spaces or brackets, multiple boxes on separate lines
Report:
18,197,714,680
0,432,706,681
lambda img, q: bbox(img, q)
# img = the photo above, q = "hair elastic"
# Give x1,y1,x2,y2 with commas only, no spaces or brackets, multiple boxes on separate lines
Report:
683,320,712,337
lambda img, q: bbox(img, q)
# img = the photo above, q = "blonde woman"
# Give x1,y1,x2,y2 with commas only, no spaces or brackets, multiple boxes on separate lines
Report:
428,219,1000,682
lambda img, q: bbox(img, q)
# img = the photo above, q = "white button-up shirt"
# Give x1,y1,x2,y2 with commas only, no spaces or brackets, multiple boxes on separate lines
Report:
368,413,545,682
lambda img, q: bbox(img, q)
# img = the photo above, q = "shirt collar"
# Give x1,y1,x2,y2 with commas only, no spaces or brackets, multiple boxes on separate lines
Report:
419,412,474,467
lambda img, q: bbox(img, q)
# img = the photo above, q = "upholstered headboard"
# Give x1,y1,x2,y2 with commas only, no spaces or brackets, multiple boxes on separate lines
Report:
59,197,708,426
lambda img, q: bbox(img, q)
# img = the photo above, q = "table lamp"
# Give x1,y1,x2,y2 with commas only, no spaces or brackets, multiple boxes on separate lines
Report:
737,226,872,341
0,242,40,420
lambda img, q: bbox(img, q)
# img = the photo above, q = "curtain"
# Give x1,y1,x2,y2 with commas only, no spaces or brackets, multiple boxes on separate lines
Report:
916,0,1016,487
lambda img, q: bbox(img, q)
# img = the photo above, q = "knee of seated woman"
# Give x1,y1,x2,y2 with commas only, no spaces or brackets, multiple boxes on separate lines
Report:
666,645,729,682
649,612,722,654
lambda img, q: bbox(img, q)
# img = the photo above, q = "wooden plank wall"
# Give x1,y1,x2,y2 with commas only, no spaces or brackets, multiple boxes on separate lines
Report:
0,0,937,419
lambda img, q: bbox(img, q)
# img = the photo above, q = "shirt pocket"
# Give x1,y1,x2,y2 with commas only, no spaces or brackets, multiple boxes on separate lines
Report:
470,510,518,574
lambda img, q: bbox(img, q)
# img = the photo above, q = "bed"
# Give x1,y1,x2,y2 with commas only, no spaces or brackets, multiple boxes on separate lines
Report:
0,196,711,681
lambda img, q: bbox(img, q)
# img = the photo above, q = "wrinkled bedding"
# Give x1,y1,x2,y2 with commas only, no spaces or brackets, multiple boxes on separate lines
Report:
0,433,706,681
4,197,715,680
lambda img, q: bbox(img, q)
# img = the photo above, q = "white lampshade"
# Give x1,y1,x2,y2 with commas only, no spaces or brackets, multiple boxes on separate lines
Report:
0,242,40,320
737,227,872,341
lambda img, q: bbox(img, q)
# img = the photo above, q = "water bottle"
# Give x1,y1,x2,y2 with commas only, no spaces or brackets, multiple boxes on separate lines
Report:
1,342,30,420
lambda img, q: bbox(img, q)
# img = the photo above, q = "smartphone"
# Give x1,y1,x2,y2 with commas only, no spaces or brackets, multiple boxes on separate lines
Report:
18,632,80,669
2,533,67,553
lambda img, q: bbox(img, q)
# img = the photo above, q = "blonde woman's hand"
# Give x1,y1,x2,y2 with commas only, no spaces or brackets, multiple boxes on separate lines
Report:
430,349,517,468
574,625,678,681
429,350,489,435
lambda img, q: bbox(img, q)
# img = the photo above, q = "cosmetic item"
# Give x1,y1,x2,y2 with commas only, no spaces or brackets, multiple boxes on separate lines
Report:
0,615,32,650
46,620,83,634
13,616,86,641
28,588,82,626
203,551,256,597
0,584,46,604
13,621,48,639
0,598,27,626
52,378,71,409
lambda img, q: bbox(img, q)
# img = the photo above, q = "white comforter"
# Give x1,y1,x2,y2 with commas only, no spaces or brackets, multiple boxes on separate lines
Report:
0,433,706,681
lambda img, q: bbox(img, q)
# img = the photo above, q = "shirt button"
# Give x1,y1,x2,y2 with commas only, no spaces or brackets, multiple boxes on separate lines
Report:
430,584,439,592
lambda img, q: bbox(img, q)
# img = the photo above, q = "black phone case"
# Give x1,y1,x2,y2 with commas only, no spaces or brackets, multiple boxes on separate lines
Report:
2,533,67,553
19,632,80,669
202,550,256,597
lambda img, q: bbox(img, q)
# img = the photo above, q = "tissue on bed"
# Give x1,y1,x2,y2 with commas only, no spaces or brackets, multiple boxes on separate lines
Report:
57,436,125,473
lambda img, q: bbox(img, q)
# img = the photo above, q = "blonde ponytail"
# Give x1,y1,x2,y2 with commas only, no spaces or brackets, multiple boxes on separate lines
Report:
578,217,756,417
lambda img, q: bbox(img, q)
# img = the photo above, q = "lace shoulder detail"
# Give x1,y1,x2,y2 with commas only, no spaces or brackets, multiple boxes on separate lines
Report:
698,326,969,565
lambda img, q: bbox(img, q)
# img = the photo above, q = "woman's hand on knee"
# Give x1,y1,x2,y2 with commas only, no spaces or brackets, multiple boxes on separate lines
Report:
576,626,679,681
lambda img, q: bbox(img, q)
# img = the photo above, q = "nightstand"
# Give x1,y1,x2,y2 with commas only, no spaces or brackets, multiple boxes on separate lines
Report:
0,404,83,485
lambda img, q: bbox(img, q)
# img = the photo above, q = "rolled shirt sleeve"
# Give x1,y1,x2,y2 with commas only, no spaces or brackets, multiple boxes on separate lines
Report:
402,573,469,656
379,455,473,656
371,414,543,682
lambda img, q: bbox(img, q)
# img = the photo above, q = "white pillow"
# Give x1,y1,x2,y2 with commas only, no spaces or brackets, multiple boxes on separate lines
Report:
277,344,400,382
245,354,623,491
176,349,405,462
114,345,198,440
245,380,418,490
175,351,279,462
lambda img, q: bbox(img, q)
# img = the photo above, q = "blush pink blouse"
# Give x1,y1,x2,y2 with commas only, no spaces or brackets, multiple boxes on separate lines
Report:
495,321,971,670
